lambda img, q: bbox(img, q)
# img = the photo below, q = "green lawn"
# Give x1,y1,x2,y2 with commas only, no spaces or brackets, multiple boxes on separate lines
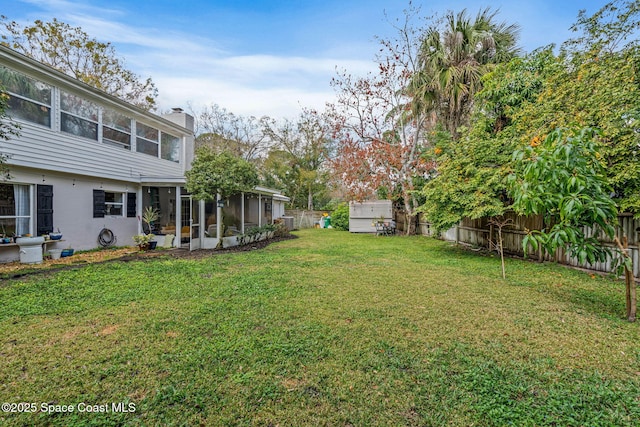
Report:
1,229,639,426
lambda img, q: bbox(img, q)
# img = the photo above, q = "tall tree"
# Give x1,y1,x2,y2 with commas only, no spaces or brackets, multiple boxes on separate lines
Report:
0,17,157,110
419,47,557,231
194,104,270,161
564,0,640,54
508,0,640,214
262,109,331,210
410,8,520,140
328,4,433,234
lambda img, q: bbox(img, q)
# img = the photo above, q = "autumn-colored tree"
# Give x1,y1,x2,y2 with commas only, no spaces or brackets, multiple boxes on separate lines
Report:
0,17,157,110
328,5,433,234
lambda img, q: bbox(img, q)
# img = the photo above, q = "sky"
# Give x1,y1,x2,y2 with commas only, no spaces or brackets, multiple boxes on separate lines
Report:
2,0,608,121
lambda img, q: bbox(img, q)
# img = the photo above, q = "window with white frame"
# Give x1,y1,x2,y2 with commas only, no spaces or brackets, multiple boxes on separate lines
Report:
104,192,124,216
0,183,31,236
0,66,52,127
136,122,159,157
102,108,132,150
60,91,99,140
161,132,180,162
1,62,183,163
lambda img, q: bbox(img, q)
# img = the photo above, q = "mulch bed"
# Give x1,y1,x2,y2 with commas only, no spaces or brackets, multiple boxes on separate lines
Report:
0,235,297,281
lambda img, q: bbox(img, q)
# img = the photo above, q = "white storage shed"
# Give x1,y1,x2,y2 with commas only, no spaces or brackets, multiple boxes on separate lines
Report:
349,200,393,233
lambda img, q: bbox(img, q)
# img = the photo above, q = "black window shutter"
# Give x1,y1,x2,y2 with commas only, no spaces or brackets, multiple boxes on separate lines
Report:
127,192,137,217
37,184,54,235
93,189,105,218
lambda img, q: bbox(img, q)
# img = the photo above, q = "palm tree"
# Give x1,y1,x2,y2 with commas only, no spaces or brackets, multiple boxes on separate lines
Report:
411,8,520,140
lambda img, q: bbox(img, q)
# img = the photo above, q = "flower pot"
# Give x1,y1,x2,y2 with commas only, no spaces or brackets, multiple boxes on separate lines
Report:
49,249,63,260
49,232,63,240
61,249,74,257
148,241,158,250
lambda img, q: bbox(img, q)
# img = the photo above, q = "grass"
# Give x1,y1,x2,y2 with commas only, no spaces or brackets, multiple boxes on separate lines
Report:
1,229,639,426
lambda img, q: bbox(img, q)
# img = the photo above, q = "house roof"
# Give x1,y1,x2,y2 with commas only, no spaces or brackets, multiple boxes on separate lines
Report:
253,186,290,201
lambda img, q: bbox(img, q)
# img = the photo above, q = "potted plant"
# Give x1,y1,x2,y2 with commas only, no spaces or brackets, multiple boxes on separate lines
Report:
0,223,10,243
132,233,155,250
49,228,63,240
142,206,160,233
141,206,159,249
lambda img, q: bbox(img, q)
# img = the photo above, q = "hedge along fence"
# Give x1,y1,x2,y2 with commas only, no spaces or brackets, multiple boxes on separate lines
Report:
443,212,640,279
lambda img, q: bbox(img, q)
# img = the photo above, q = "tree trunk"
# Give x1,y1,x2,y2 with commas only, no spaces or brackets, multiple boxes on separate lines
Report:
498,227,506,279
616,236,636,322
625,266,636,321
402,210,418,235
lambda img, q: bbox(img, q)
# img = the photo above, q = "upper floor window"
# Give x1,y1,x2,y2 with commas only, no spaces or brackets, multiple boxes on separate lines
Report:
1,64,183,164
136,122,159,157
103,108,132,150
0,66,52,127
60,91,98,140
161,132,180,162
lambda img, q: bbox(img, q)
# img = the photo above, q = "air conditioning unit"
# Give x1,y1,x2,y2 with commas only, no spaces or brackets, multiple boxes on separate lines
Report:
281,216,295,231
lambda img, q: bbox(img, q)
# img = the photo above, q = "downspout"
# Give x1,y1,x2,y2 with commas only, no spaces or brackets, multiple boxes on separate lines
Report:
137,186,143,235
174,185,181,248
241,192,245,233
216,192,222,241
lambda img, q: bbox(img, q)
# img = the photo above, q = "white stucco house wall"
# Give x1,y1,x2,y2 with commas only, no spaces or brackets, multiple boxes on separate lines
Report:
0,45,288,262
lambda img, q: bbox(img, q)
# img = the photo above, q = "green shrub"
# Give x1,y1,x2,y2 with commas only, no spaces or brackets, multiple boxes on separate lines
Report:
272,222,291,238
331,203,350,231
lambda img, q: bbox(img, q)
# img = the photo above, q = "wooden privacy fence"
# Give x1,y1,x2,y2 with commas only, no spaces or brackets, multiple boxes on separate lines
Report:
284,210,328,229
448,212,640,279
394,212,435,236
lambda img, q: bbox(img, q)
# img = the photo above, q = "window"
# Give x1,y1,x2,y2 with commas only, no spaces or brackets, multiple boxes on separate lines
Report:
0,183,32,236
102,108,132,150
105,192,124,216
0,66,52,127
0,63,183,164
60,91,99,140
93,190,125,217
136,122,159,156
161,132,180,162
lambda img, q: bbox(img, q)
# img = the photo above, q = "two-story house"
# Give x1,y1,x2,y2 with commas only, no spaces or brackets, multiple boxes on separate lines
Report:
0,45,288,262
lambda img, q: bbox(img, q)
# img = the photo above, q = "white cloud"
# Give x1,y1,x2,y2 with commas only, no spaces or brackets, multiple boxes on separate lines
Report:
125,46,376,119
10,0,379,119
151,54,376,119
155,75,336,119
